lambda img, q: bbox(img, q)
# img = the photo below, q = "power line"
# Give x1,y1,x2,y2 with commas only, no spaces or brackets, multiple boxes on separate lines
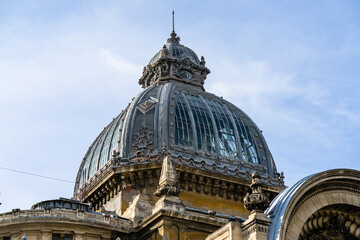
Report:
0,167,74,183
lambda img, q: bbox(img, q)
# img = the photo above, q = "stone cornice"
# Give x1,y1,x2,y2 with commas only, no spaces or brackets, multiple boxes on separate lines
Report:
136,208,227,232
74,153,283,213
74,151,284,200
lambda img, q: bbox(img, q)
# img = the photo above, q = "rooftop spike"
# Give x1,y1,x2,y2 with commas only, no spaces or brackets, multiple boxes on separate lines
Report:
168,10,180,43
172,10,175,33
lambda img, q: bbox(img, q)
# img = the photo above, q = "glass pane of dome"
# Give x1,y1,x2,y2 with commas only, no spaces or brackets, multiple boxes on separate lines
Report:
98,115,122,170
88,130,108,178
171,44,199,64
206,99,238,159
185,94,216,153
232,115,259,164
174,94,194,147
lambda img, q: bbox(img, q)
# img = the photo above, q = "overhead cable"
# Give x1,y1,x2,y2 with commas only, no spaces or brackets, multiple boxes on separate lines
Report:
0,166,74,183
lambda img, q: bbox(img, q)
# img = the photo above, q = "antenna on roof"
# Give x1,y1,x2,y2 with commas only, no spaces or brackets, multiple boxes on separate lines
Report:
172,10,175,33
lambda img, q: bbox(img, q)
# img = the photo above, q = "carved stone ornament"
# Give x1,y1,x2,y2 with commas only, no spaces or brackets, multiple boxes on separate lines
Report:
132,122,154,156
138,32,210,90
154,155,183,197
154,184,182,197
300,210,360,240
243,172,269,212
137,97,158,114
101,206,120,218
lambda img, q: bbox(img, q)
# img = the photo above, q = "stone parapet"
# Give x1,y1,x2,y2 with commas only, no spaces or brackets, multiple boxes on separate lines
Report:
0,208,132,233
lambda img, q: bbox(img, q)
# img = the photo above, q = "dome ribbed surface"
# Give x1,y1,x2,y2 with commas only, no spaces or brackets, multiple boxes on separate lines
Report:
74,34,282,194
74,82,278,192
149,42,200,66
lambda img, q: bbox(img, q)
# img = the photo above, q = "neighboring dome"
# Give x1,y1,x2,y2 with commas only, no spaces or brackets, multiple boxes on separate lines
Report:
74,31,283,196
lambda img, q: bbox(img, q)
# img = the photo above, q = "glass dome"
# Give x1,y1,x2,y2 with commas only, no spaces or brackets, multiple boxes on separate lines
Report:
74,32,281,194
74,82,279,192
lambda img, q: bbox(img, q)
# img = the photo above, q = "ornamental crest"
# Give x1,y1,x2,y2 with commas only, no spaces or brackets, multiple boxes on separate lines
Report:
132,122,154,155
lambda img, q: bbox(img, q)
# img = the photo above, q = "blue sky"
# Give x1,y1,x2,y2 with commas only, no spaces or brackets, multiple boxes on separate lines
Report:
0,0,359,212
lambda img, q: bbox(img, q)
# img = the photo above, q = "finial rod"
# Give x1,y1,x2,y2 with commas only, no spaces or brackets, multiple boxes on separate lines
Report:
168,10,180,43
172,10,175,32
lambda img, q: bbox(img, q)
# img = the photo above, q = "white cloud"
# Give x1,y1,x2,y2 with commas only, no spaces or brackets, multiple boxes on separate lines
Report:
207,58,358,151
99,49,142,74
331,107,360,123
209,60,298,100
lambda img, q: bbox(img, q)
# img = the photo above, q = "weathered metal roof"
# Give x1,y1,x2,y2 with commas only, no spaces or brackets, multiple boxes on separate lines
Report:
74,32,282,194
74,82,280,193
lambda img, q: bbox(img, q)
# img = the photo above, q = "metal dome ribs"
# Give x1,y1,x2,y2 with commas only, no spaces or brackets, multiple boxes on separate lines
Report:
74,31,284,201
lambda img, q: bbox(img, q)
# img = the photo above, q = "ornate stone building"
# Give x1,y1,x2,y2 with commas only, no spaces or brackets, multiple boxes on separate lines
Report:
1,29,359,240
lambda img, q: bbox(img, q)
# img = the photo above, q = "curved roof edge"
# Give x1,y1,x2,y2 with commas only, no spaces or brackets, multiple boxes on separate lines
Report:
265,168,360,240
265,173,316,240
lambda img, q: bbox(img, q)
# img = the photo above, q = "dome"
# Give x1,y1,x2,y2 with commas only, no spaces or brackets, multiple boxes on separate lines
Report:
74,31,282,195
149,32,201,66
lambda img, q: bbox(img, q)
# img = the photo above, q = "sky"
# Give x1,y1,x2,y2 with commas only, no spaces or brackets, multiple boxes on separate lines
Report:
0,0,359,213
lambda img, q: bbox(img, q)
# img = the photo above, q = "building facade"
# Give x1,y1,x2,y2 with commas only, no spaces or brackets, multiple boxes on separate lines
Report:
1,30,359,240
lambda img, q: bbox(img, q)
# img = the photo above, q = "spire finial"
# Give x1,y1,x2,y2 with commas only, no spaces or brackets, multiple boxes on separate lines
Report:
168,10,180,43
172,10,175,33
